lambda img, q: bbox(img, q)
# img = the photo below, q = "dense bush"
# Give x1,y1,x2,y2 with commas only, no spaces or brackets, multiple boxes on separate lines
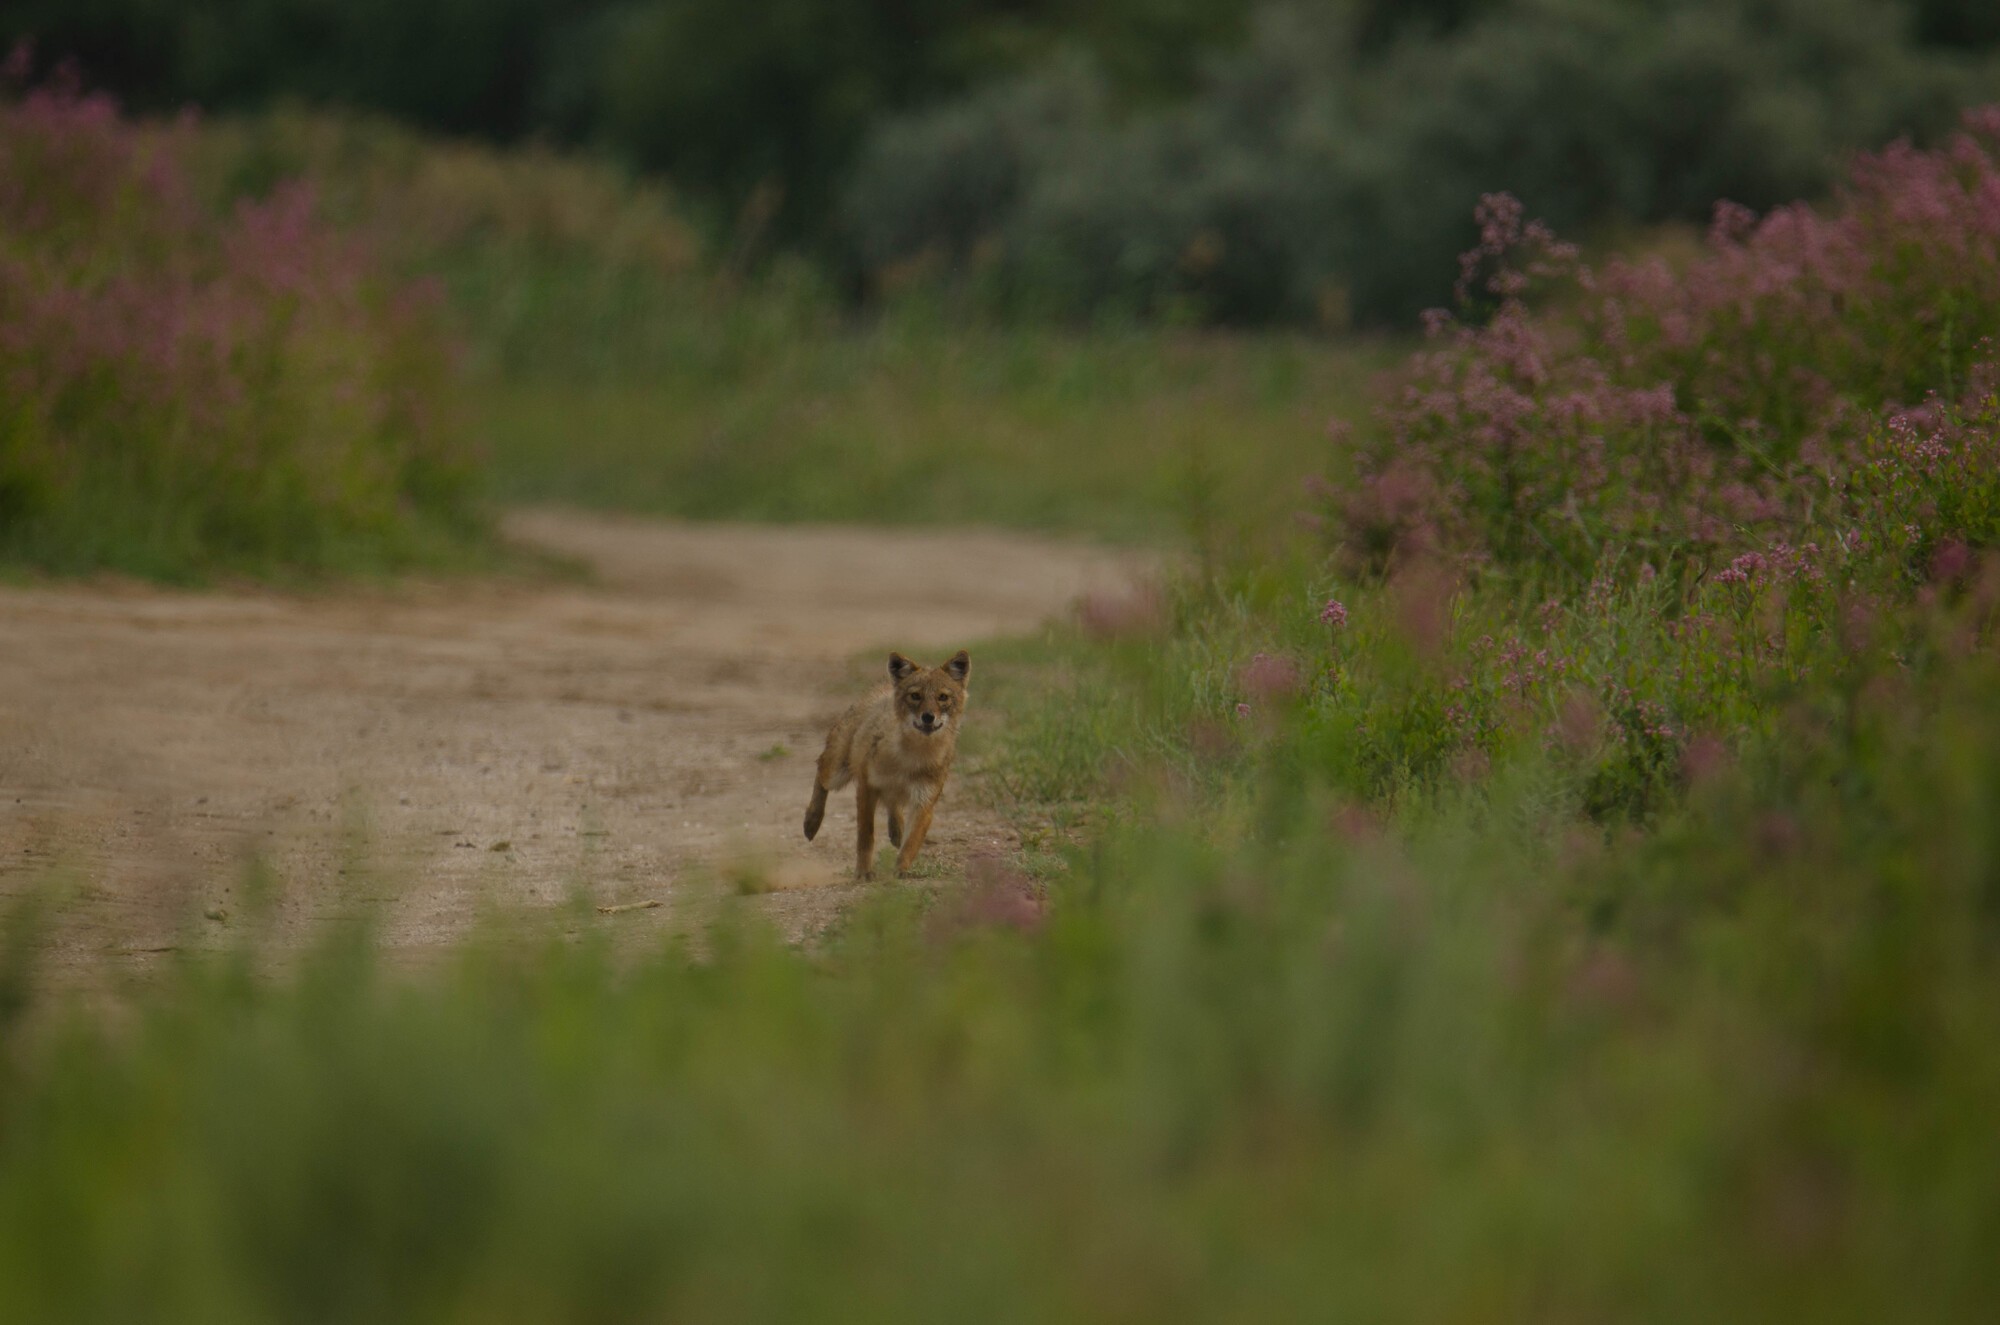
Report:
841,16,1346,324
844,0,2000,324
0,70,481,578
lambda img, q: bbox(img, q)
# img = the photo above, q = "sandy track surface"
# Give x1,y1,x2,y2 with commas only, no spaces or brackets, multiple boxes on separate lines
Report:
0,511,1145,969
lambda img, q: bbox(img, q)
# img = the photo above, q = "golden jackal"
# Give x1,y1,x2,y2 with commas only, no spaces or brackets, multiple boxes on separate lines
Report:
803,650,970,878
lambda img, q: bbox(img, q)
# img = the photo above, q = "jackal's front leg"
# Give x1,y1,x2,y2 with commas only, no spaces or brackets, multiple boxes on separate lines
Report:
895,783,945,875
854,777,879,878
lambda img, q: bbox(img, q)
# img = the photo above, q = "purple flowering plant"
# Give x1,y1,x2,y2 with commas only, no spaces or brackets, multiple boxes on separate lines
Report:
1185,111,2000,814
0,53,479,577
1328,110,2000,586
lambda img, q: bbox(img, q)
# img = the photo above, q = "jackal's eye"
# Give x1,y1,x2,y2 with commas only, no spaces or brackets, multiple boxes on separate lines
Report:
907,692,923,704
936,694,951,706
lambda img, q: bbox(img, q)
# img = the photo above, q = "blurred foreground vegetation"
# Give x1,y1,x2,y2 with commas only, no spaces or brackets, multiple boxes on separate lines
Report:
5,94,2000,1324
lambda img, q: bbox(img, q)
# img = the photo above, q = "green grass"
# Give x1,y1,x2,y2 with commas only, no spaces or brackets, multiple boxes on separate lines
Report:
477,318,1398,543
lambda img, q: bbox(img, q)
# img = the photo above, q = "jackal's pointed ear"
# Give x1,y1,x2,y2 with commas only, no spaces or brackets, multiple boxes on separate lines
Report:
889,652,919,682
945,650,970,682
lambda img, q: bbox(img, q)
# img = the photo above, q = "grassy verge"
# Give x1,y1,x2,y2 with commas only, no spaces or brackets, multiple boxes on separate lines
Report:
477,322,1396,542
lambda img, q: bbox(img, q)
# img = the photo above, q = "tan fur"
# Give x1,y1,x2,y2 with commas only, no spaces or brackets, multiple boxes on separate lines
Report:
803,650,970,878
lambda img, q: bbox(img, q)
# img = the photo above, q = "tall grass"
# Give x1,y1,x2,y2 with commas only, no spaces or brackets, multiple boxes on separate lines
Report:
0,68,483,581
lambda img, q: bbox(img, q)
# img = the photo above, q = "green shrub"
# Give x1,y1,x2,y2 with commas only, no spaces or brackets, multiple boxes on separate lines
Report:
843,0,2000,325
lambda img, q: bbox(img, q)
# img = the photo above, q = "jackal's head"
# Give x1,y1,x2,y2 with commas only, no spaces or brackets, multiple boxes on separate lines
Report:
889,650,970,737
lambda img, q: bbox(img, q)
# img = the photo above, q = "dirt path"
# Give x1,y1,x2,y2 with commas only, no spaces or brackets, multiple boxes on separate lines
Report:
0,511,1146,970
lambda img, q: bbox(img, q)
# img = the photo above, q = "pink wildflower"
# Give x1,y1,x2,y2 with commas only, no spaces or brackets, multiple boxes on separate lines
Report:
1238,652,1301,702
1077,585,1166,640
1319,598,1349,627
1714,551,1766,585
1932,538,1975,584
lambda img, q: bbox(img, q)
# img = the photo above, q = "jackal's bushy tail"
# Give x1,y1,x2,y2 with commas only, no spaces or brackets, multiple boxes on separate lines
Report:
803,783,828,840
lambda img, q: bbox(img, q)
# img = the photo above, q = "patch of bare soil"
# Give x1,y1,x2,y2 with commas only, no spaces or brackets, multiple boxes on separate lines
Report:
0,511,1146,973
